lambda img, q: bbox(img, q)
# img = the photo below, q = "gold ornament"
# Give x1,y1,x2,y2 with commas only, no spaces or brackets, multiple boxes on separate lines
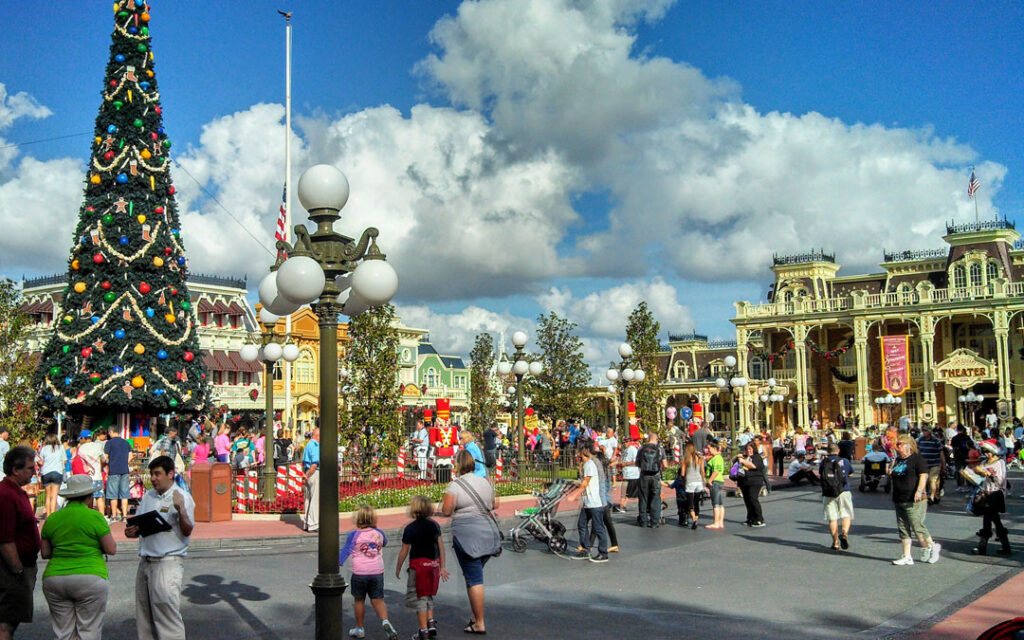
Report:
73,282,87,293
165,313,176,324
137,214,146,224
131,375,145,388
153,256,164,267
133,343,145,355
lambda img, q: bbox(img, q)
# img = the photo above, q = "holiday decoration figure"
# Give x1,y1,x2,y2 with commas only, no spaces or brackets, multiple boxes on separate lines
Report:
428,399,458,475
35,1,208,416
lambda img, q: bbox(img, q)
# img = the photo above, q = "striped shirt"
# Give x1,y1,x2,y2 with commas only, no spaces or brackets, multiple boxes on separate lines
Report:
917,436,943,468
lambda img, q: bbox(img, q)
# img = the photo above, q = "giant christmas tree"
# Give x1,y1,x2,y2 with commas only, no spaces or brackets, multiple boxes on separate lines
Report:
36,1,207,415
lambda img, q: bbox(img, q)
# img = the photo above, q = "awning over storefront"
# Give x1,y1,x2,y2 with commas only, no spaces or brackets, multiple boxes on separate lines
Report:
227,302,246,316
213,301,229,314
228,351,262,373
197,299,215,314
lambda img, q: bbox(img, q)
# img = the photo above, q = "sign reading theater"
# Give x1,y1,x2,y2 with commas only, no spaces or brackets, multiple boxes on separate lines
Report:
933,349,996,390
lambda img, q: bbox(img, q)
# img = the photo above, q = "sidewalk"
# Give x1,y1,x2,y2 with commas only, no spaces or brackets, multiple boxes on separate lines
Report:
910,570,1024,640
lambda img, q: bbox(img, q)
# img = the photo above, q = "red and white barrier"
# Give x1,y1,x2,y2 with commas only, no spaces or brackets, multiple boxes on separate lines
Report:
673,443,681,463
275,466,288,498
397,449,406,478
234,474,248,513
496,456,503,480
287,463,303,494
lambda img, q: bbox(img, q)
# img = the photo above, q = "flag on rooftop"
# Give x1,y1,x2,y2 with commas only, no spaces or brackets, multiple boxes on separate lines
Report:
274,184,288,257
968,170,980,199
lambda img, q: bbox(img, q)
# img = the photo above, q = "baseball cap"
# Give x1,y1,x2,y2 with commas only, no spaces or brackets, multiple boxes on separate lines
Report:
79,429,92,438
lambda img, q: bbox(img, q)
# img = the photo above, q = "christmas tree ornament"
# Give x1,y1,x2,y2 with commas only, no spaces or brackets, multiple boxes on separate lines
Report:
141,12,150,22
92,253,104,264
145,308,154,317
157,349,167,360
62,315,73,324
179,300,190,310
89,373,102,384
164,313,176,323
119,236,129,246
183,351,194,362
49,366,61,377
137,43,147,52
71,259,80,270
133,118,143,128
74,282,87,293
107,124,117,133
114,329,126,339
131,375,145,388
81,348,92,358
139,282,150,294
141,149,151,159
62,345,70,353
85,206,95,215
153,256,164,267
116,173,128,184
176,256,185,266
167,186,175,195
104,151,115,160
112,366,123,374
102,214,114,224
133,343,145,355
140,81,150,90
154,206,164,215
64,377,72,386
153,388,165,396
91,316,101,324
100,281,111,290
163,247,172,255
90,175,102,185
115,53,125,62
103,292,116,303
137,214,146,223
169,398,178,408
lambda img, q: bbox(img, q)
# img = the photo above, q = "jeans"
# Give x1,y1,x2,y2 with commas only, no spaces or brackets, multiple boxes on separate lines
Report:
590,504,619,548
772,447,785,476
637,474,662,525
577,507,608,555
789,470,818,485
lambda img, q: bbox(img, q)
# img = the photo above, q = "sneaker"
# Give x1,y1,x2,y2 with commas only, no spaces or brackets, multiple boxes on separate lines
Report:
348,628,365,639
892,556,914,566
927,542,941,564
607,545,619,553
613,505,626,513
589,553,609,563
571,549,591,560
382,620,398,640
750,522,766,528
427,619,437,639
412,632,428,640
919,546,932,563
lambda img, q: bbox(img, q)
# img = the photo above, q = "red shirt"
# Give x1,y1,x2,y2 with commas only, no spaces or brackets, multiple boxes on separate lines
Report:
0,476,41,566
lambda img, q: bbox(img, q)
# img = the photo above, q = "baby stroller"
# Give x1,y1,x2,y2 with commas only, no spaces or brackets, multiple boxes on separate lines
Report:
859,458,891,493
510,478,577,555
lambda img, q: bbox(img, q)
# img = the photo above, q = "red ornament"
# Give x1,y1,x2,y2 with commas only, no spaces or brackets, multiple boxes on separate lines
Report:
183,351,194,362
169,287,177,296
155,206,164,215
164,247,173,255
249,388,259,401
139,282,151,294
168,186,176,195
109,80,117,87
92,253,104,264
85,206,95,214
100,281,111,290
81,347,92,358
151,132,158,141
155,106,162,114
104,151,114,160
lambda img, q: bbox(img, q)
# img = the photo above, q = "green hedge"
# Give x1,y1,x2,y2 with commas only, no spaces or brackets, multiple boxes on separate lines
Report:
338,480,537,513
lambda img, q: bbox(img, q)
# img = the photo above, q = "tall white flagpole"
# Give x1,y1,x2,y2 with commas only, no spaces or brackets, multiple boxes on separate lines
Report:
283,12,294,432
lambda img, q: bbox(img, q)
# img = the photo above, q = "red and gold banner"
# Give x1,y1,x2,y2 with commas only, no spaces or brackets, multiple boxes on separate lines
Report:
881,335,909,396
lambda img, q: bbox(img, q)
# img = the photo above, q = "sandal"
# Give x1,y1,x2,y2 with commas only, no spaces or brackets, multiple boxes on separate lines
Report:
463,623,487,635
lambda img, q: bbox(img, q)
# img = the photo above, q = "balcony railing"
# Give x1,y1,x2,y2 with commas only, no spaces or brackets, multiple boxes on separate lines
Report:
773,249,835,265
883,248,948,262
668,332,708,343
737,281,1019,319
946,218,1015,235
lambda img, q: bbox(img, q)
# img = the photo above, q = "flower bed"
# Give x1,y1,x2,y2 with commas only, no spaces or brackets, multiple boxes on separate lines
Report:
338,480,536,512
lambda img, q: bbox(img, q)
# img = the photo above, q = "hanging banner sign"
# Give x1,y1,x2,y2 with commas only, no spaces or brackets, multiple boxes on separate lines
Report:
881,335,909,396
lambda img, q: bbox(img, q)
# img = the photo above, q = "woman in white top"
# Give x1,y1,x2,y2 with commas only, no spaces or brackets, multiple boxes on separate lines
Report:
968,440,1011,556
37,433,65,517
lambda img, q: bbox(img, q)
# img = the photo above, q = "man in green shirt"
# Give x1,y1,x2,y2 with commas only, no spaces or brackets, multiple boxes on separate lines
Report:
704,439,726,530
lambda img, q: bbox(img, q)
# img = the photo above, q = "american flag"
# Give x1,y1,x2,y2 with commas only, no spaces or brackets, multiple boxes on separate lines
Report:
968,170,980,199
274,185,288,257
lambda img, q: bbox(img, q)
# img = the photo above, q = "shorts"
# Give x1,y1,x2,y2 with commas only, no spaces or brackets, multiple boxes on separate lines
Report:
823,491,854,521
405,568,433,612
452,537,489,588
927,466,941,487
92,480,104,499
349,573,384,600
709,482,724,507
41,472,63,487
625,478,640,498
894,501,930,540
105,473,131,500
0,563,36,624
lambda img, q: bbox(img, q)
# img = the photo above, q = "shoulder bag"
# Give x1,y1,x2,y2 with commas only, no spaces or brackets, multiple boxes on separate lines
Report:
454,476,504,556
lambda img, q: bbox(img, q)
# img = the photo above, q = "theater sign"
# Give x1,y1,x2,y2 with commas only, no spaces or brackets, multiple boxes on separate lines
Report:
933,349,996,389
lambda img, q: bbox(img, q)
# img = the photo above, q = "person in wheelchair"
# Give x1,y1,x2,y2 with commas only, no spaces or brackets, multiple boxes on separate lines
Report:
860,438,892,493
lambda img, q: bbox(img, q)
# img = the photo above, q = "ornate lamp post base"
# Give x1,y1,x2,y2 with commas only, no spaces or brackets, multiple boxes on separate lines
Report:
310,574,348,638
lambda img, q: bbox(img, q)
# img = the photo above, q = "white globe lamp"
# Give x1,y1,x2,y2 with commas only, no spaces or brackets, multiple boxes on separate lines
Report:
262,342,283,362
297,164,350,212
513,360,529,376
634,369,646,382
724,355,737,367
281,343,301,362
497,361,512,376
351,259,398,306
511,331,528,348
239,344,260,363
528,361,544,376
259,308,281,326
621,368,635,381
618,343,633,359
276,256,327,306
606,369,619,382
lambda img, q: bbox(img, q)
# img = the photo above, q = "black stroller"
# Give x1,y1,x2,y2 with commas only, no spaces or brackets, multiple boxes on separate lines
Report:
859,457,891,493
510,478,577,555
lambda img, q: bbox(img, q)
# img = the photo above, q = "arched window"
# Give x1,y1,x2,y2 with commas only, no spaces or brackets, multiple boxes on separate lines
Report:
272,362,283,381
897,282,914,304
952,264,966,289
986,260,1000,284
296,350,316,383
969,263,983,287
672,360,689,380
749,356,764,380
783,291,794,302
425,367,439,388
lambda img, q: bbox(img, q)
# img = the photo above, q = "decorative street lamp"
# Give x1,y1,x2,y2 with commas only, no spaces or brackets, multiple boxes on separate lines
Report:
239,307,301,501
757,377,784,433
496,331,543,464
259,164,398,640
874,394,904,426
958,391,984,430
606,342,645,438
715,355,748,456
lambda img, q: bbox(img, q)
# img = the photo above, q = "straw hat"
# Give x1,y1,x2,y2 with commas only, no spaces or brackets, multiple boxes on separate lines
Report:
58,474,96,499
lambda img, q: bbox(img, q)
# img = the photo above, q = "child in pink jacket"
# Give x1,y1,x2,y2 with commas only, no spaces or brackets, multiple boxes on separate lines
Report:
339,505,398,640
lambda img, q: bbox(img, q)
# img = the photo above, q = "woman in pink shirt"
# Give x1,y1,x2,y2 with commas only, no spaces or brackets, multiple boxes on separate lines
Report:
214,425,231,463
191,434,210,464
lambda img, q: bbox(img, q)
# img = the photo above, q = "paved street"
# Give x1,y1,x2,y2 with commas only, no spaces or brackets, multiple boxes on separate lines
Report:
18,480,1024,640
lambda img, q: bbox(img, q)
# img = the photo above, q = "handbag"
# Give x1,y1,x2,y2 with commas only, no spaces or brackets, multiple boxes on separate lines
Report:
454,477,504,556
967,489,990,516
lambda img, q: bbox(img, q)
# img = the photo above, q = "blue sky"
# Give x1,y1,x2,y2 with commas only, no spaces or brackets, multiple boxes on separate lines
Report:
1,0,1021,367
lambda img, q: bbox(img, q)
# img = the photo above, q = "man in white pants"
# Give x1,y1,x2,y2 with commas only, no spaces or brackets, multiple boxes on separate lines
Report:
125,455,194,640
302,428,321,533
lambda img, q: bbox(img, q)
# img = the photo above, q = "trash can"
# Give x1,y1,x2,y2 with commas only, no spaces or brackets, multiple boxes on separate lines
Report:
192,462,232,522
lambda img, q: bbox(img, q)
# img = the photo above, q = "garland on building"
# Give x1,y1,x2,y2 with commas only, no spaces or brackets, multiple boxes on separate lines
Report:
830,366,857,383
805,336,855,360
748,336,855,364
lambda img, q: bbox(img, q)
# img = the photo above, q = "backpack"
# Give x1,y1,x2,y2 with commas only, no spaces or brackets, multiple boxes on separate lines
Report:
274,439,288,462
820,457,847,498
639,444,662,474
